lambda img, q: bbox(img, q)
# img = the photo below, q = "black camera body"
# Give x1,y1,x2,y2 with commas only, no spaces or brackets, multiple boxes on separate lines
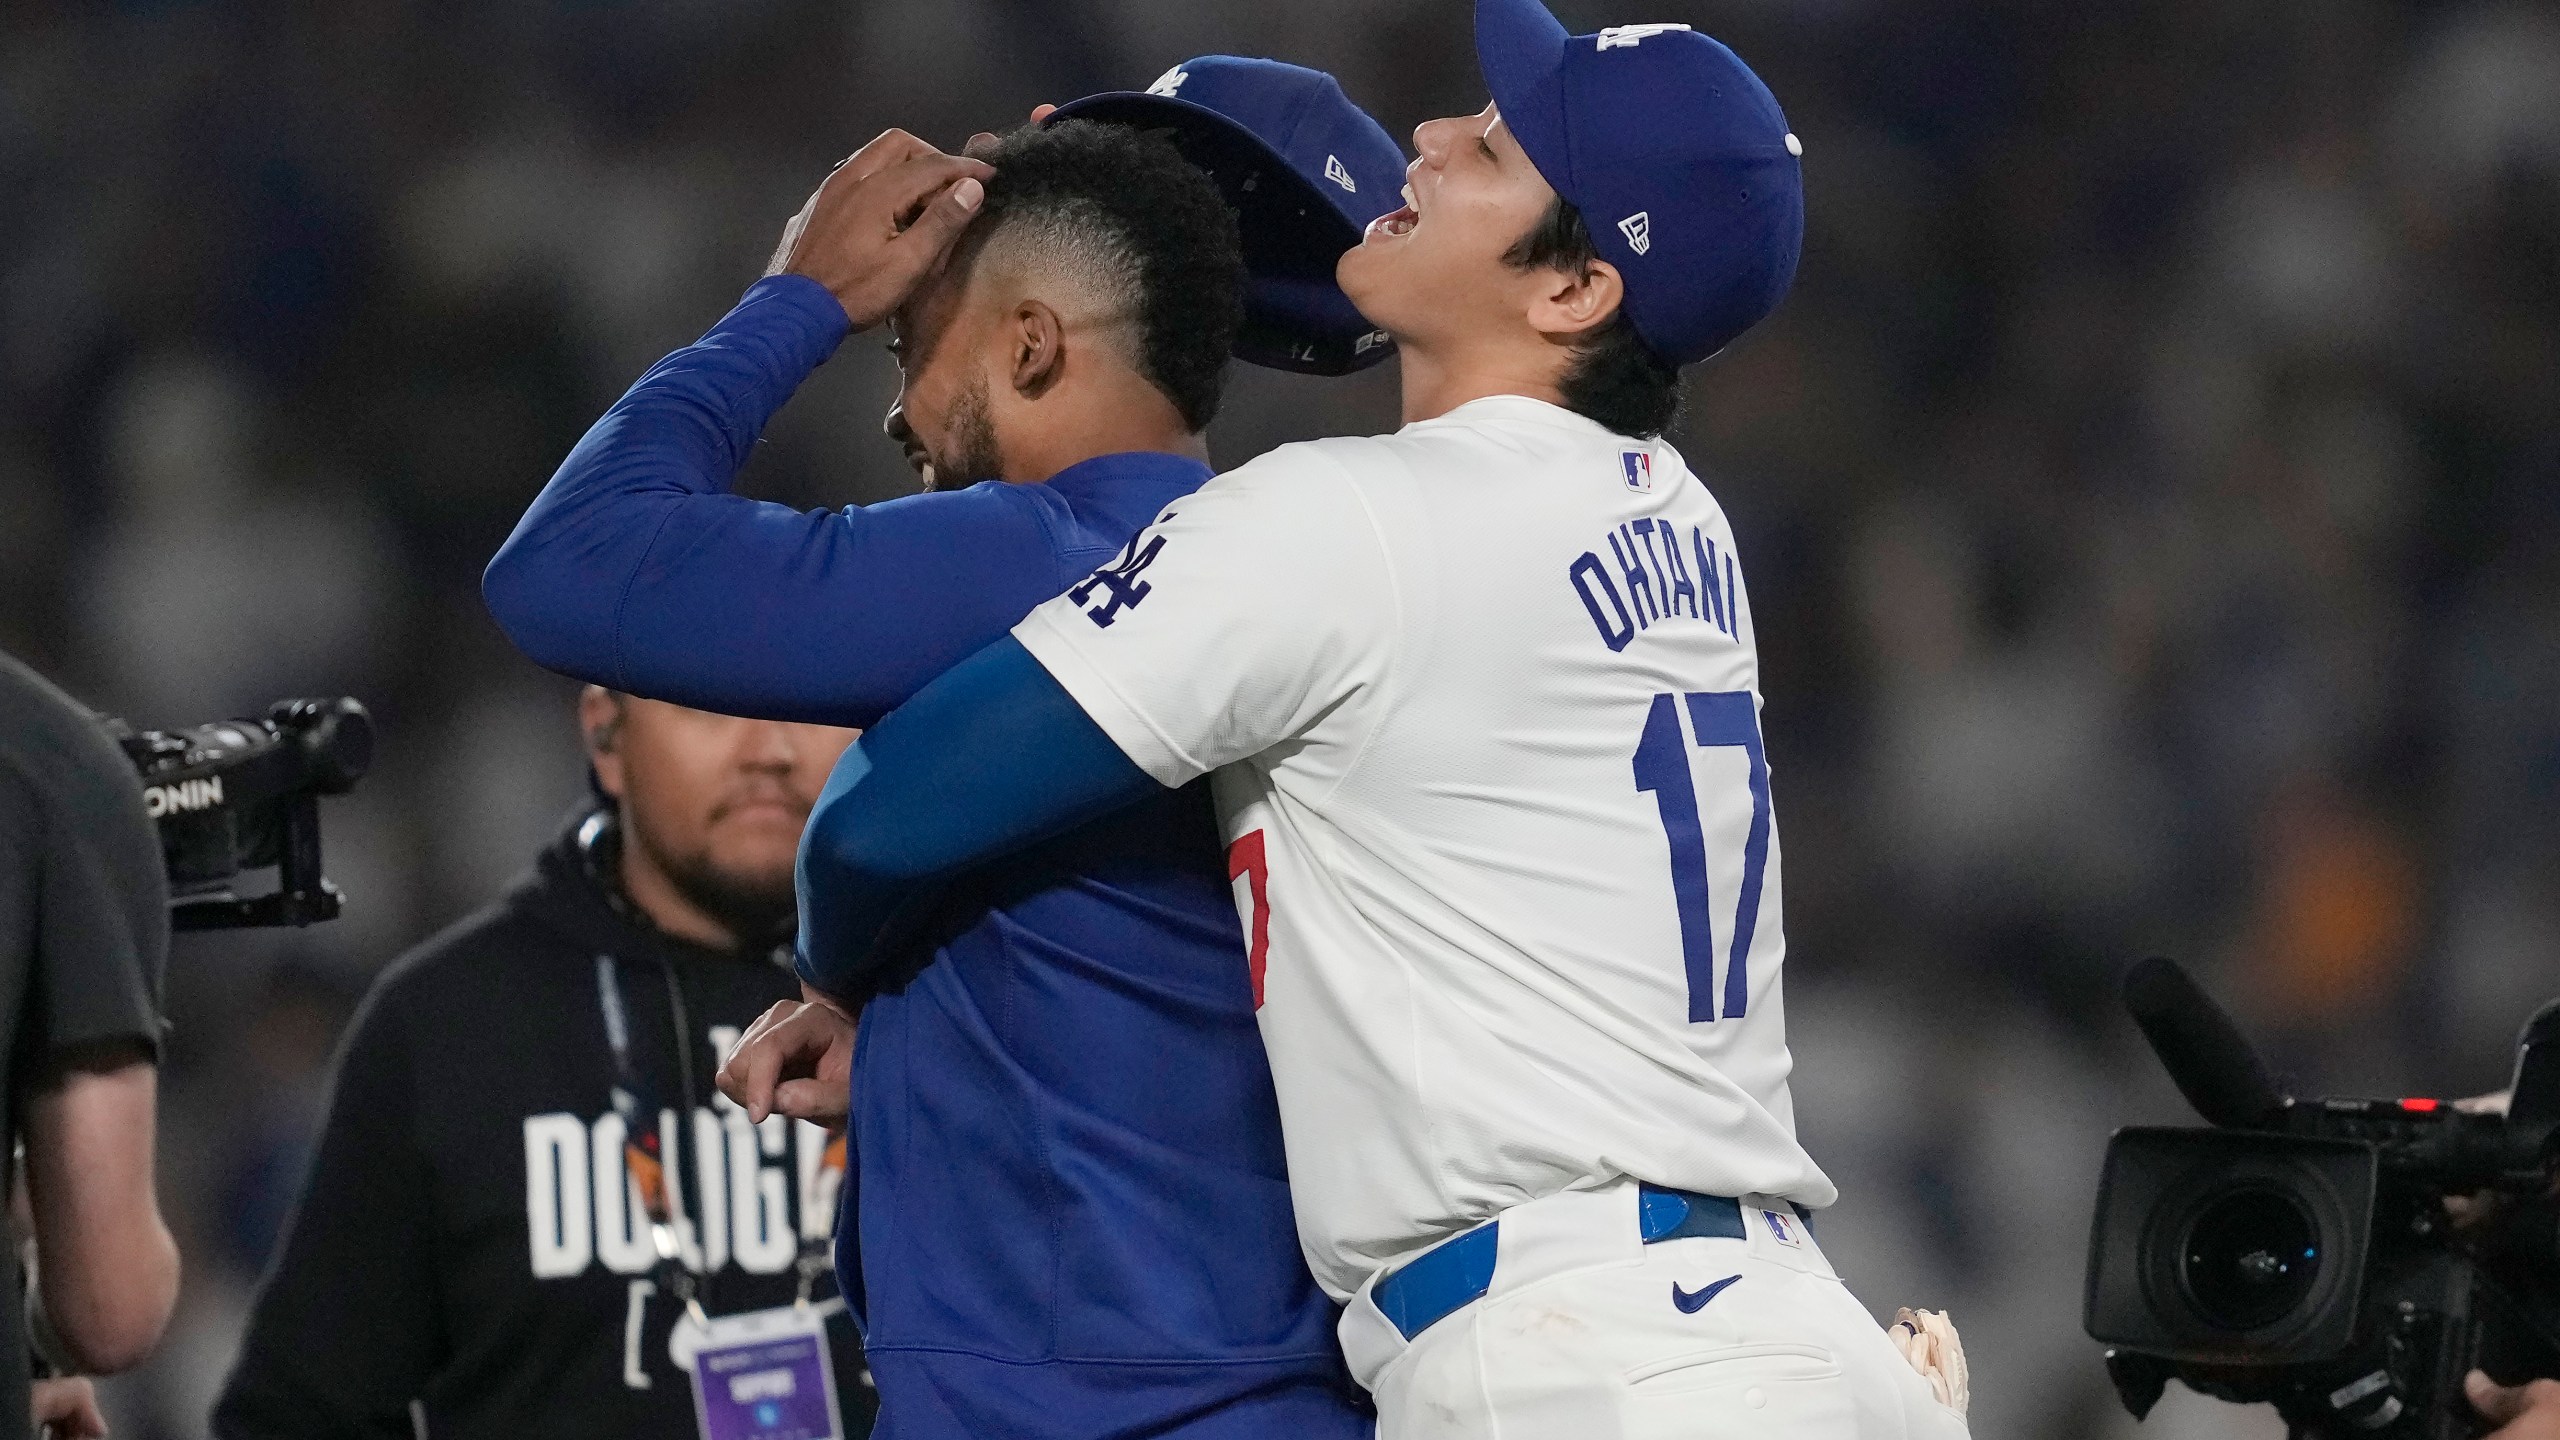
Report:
109,697,373,930
2086,959,2560,1439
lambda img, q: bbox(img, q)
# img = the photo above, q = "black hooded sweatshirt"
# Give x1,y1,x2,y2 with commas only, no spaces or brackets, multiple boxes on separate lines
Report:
214,812,874,1439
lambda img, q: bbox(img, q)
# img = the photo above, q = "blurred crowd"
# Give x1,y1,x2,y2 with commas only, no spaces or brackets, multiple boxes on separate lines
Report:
2,0,2554,1436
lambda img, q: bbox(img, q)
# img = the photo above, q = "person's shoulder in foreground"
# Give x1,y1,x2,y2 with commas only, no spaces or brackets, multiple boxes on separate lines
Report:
0,653,170,987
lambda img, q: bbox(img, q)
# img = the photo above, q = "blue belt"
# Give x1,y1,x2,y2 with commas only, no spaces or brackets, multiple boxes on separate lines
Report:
1372,1185,1793,1342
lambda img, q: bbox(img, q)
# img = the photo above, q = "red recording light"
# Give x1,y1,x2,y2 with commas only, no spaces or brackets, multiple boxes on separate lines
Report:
2398,1097,2440,1113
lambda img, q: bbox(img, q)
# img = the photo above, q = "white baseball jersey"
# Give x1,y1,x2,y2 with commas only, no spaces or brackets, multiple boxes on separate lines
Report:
1013,395,1836,1301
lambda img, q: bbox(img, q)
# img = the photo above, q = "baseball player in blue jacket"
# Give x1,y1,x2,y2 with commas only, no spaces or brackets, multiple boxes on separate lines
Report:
486,62,1406,1440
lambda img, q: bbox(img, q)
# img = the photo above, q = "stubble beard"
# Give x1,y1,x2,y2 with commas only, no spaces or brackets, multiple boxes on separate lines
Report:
628,817,799,950
926,373,1005,492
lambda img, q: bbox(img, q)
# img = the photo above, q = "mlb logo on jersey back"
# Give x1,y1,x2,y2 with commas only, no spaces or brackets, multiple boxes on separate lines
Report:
1620,450,1654,492
1760,1208,1805,1248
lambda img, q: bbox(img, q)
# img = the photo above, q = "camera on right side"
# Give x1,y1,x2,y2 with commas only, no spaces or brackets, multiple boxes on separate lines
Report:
2085,957,2560,1438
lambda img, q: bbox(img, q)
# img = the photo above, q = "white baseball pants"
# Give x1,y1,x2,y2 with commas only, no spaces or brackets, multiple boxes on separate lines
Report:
1338,1181,1972,1440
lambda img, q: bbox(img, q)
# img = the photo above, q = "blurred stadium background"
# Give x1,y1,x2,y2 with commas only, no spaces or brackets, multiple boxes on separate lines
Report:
3,0,2555,1435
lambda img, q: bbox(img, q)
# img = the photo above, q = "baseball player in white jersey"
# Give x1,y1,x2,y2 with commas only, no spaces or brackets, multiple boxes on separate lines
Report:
786,0,1975,1433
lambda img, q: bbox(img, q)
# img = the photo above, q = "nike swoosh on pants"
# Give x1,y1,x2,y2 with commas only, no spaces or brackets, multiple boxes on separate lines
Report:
1672,1275,1743,1314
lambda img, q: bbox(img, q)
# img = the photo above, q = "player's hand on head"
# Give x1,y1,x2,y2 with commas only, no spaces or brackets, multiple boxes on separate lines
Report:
2471,1373,2560,1437
765,127,994,330
964,106,1053,161
717,998,856,1127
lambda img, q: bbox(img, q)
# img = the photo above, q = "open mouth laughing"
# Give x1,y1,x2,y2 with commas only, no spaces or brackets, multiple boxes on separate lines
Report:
1365,180,1420,243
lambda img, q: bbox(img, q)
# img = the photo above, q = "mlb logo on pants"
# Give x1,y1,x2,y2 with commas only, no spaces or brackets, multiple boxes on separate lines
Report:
1620,450,1653,492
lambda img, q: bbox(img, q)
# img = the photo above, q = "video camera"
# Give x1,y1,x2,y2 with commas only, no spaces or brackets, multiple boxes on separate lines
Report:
2084,958,2560,1438
107,698,374,931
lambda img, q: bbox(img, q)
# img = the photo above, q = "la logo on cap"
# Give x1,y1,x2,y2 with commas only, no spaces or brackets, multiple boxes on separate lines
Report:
1618,211,1652,256
1147,66,1188,96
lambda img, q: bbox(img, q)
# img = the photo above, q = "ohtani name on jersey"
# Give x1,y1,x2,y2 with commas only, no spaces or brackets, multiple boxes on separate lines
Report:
1568,519,1741,651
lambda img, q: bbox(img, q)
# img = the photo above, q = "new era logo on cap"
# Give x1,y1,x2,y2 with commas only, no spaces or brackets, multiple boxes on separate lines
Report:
1324,154,1357,191
1618,211,1651,255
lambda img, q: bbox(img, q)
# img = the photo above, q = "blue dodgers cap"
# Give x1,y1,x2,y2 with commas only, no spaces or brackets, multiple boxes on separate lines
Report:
1475,0,1804,365
1047,56,1405,375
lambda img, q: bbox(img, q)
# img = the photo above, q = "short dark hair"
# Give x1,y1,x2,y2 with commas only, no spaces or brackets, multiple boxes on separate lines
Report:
1503,196,1683,439
970,120,1246,433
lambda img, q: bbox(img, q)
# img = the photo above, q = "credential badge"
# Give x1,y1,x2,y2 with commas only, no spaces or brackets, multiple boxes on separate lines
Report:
1324,154,1357,192
1618,211,1652,256
1147,66,1189,97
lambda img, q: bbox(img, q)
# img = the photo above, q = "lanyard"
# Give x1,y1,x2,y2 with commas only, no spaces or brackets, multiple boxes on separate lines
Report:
595,953,847,1315
596,952,708,1322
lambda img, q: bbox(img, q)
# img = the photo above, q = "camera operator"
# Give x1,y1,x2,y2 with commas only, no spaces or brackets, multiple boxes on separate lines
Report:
213,689,871,1439
0,653,182,1436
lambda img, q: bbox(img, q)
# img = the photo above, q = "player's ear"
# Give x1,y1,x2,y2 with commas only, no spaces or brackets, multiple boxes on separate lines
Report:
1524,258,1624,343
578,686,630,801
1009,299,1066,398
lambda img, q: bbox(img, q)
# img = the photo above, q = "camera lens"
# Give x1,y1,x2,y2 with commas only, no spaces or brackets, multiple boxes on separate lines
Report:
2179,1185,2321,1331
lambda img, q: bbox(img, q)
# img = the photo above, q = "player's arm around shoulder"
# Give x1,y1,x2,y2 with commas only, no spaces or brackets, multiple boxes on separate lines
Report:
1012,439,1402,787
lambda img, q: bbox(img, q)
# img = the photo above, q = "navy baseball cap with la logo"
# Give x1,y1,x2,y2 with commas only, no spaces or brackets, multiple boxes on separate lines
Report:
1475,0,1805,366
1048,56,1406,375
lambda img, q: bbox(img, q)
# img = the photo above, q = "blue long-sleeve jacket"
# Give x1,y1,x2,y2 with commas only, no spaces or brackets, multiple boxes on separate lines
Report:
485,277,1362,1440
484,275,1204,729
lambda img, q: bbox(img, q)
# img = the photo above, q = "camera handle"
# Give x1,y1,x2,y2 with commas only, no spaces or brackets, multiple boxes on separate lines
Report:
2508,1002,2560,1141
168,793,344,930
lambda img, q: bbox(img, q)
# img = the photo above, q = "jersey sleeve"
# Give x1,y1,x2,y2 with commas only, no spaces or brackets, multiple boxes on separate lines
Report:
483,275,1091,727
1011,445,1397,787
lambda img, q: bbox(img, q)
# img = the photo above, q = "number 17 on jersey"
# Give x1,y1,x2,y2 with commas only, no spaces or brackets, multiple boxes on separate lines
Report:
1632,690,1771,1023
